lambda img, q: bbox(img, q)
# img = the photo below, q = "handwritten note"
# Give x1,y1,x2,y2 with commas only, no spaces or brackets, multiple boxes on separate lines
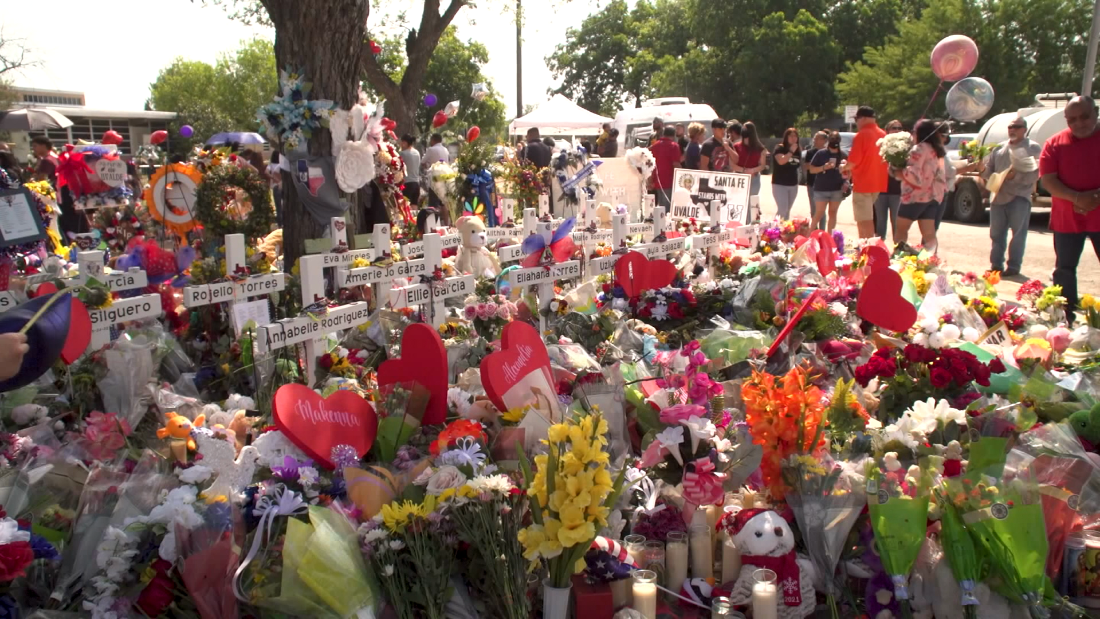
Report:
232,299,272,336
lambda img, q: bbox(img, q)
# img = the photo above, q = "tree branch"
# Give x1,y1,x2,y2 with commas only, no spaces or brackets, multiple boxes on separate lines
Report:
362,45,402,99
0,28,38,77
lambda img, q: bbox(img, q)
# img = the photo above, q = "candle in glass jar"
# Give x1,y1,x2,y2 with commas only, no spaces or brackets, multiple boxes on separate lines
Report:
624,534,647,568
689,524,713,579
721,535,742,585
632,570,658,619
610,577,631,609
643,540,665,584
711,596,733,619
752,569,778,619
665,531,689,596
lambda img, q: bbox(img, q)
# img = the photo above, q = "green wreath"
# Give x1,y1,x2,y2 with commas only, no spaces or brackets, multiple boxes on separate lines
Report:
194,163,275,242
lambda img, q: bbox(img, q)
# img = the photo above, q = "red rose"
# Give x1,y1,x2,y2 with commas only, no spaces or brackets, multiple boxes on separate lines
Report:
136,559,175,616
668,304,684,319
873,347,892,360
681,289,696,304
0,541,34,581
973,364,991,387
930,367,953,389
855,364,876,387
988,358,1006,374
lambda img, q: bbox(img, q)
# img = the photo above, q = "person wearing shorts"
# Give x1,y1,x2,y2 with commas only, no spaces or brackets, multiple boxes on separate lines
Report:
894,120,947,252
808,131,848,231
843,107,888,239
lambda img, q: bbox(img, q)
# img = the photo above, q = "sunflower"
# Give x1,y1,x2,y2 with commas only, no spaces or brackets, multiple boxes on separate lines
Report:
382,499,429,532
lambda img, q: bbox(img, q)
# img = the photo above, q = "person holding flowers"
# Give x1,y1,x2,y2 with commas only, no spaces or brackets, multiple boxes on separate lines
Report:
894,119,947,253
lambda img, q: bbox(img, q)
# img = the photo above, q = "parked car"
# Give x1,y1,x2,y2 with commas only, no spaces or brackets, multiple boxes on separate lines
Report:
945,93,1073,223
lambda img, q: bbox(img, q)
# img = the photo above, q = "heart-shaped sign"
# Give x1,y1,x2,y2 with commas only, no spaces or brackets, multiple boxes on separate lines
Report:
481,321,558,418
857,268,918,333
615,251,678,298
61,299,91,364
377,323,449,425
810,230,836,275
861,245,891,273
273,383,378,469
94,158,127,188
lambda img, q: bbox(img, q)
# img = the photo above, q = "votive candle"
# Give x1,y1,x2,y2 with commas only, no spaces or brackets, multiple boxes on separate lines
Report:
721,534,742,585
752,568,778,619
689,524,713,579
624,534,647,567
632,570,658,619
665,531,689,598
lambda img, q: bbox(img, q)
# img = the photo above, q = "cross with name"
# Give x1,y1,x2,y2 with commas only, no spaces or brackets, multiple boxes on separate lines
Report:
75,251,149,293
387,273,474,327
182,233,287,309
632,208,687,260
506,208,583,332
689,201,734,272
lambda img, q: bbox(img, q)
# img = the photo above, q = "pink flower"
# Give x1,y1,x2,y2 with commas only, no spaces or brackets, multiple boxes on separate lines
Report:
660,404,705,424
496,303,513,319
463,305,477,320
484,301,498,317
476,303,489,319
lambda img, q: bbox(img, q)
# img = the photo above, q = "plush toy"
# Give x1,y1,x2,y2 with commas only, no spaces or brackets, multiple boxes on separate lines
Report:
596,202,614,229
942,440,964,477
722,508,816,619
917,537,1030,619
845,521,900,619
454,215,500,277
680,577,716,608
1069,403,1100,446
157,411,205,451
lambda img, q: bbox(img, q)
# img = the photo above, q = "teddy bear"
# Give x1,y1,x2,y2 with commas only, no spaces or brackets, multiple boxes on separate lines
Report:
454,215,500,277
596,202,614,229
721,508,816,619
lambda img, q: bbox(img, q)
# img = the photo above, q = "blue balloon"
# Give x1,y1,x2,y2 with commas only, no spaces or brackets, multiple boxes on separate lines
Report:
946,77,995,122
424,93,438,107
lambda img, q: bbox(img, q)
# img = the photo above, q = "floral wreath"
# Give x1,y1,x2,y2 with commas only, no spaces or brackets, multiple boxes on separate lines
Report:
256,68,336,150
193,163,275,242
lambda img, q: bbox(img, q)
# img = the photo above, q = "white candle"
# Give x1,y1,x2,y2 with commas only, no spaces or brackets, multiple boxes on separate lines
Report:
720,536,741,585
752,569,778,619
624,534,646,568
665,531,689,597
689,524,713,579
632,570,658,619
610,577,630,609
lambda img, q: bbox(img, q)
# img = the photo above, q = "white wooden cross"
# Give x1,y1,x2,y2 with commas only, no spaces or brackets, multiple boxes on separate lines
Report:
632,208,687,260
75,251,149,293
182,234,287,309
497,209,540,265
507,209,583,332
586,210,630,277
87,294,163,352
538,194,551,219
387,273,474,327
689,201,734,272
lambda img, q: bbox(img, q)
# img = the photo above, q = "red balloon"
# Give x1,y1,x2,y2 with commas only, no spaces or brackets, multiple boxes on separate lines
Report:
102,130,123,145
432,111,448,128
380,117,397,131
466,126,481,142
150,130,168,145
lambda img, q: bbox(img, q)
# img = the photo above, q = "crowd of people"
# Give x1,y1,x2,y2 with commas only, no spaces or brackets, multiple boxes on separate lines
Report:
632,96,1100,321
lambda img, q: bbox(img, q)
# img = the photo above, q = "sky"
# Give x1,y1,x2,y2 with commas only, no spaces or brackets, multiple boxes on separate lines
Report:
3,0,609,119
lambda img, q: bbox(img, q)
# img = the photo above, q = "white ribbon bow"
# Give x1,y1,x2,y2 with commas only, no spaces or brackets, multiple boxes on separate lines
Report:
233,484,308,602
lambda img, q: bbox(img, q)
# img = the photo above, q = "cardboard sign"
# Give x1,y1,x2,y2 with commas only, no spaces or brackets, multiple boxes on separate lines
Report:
668,169,752,224
856,269,917,333
615,251,678,297
94,159,127,188
481,321,560,421
978,321,1012,347
377,323,449,425
273,383,378,469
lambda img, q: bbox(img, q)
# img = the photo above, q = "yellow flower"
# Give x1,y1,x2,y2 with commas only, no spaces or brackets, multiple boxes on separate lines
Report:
1082,294,1097,311
502,406,527,423
352,257,370,269
382,499,429,532
519,519,565,560
557,520,595,548
547,423,570,444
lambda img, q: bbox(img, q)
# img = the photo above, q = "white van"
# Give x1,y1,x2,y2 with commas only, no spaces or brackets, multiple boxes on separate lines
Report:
612,98,720,153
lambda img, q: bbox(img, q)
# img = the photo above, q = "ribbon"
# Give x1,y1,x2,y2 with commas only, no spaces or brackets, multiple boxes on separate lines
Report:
561,160,603,193
959,579,978,605
232,484,308,602
55,148,95,197
891,573,910,600
467,170,496,227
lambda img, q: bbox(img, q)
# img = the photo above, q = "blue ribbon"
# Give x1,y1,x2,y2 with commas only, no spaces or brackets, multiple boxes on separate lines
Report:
467,170,496,226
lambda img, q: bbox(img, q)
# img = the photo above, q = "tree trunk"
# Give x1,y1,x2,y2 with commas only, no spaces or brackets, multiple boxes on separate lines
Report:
260,0,370,271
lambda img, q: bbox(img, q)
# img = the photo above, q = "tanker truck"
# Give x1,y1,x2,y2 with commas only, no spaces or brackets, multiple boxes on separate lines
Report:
945,93,1076,223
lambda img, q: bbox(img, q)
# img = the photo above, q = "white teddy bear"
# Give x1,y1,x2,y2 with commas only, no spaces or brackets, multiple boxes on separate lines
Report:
724,508,816,619
454,215,501,277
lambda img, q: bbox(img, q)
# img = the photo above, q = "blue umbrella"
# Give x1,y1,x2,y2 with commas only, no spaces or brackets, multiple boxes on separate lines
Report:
205,132,267,146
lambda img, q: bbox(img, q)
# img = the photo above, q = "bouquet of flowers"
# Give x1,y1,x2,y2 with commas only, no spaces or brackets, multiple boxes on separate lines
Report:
517,413,625,588
877,131,913,169
958,139,993,162
866,455,931,615
461,293,519,341
934,483,983,619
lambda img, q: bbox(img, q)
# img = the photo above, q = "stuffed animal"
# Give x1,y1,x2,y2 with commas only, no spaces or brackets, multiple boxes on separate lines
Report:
1069,403,1100,446
596,202,614,229
193,430,260,501
157,411,205,451
722,508,816,619
915,537,1030,619
454,215,500,277
845,521,900,619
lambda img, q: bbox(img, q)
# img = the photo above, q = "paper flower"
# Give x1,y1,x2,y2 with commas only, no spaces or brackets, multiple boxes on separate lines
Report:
681,415,716,453
336,140,376,193
656,426,685,466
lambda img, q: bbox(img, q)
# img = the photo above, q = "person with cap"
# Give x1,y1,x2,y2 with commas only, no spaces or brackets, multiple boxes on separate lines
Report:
842,106,888,239
981,116,1041,277
1039,95,1100,321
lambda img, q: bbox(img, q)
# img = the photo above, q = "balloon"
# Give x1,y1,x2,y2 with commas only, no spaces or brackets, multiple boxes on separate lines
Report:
444,100,460,118
931,35,979,82
381,117,397,132
466,126,481,142
424,93,438,107
369,40,382,55
150,130,168,145
471,83,489,101
432,111,448,128
945,77,995,121
102,130,123,145
179,125,194,138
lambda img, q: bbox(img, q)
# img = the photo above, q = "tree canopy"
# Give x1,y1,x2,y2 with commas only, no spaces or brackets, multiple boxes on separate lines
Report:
146,38,277,153
367,27,508,140
549,0,1097,135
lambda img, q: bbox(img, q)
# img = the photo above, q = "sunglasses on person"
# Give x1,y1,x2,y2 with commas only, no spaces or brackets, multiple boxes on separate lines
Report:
1008,123,1026,130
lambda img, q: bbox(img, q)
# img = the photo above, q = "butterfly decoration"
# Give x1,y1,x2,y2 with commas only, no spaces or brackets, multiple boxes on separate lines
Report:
521,217,576,268
463,197,485,222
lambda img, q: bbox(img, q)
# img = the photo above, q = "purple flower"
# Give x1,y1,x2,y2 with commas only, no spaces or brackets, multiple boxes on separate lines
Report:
272,456,312,481
831,230,844,252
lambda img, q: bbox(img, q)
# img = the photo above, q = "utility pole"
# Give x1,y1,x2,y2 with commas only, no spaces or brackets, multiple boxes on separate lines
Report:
516,0,524,118
1085,0,1100,97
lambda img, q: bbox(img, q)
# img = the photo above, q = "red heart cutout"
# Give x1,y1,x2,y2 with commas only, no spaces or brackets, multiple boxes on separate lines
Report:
861,245,891,273
481,321,556,415
810,230,836,275
857,268,917,333
273,383,378,469
615,251,678,298
378,323,449,425
61,299,91,364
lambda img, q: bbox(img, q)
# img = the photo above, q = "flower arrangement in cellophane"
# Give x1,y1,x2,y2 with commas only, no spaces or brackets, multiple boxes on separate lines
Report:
517,412,626,587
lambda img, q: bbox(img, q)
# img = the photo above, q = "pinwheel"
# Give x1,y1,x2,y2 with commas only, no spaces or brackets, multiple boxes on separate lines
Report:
464,198,485,221
521,217,576,268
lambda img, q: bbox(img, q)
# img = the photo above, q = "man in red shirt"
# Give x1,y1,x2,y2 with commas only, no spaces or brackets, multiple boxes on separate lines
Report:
843,106,888,239
649,126,682,209
1039,95,1100,319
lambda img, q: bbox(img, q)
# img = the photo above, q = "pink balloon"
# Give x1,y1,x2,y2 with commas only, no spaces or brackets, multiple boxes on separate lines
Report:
930,35,979,82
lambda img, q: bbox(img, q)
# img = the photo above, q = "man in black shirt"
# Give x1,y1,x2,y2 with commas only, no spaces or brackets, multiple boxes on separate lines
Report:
521,128,552,169
700,119,737,172
803,131,828,230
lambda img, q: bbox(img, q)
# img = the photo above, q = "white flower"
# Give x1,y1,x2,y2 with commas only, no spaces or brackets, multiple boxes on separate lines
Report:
713,437,733,452
252,430,309,469
361,528,389,544
681,415,716,453
928,332,946,349
467,474,514,494
426,466,467,495
388,539,405,551
382,564,395,577
963,327,981,342
0,518,30,544
177,465,213,484
298,466,320,487
11,403,48,426
907,398,966,435
656,426,685,466
941,324,961,342
448,387,472,417
912,332,929,347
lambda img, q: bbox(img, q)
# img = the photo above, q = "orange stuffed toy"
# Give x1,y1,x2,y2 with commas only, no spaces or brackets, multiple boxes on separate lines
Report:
157,412,206,451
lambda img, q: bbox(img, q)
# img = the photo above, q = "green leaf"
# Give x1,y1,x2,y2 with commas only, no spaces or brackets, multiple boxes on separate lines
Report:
373,417,416,463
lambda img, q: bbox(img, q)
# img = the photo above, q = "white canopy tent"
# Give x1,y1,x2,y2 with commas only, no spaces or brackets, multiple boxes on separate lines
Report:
508,94,613,136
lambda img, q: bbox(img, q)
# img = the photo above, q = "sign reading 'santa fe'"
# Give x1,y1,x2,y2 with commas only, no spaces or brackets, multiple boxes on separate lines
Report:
669,169,752,224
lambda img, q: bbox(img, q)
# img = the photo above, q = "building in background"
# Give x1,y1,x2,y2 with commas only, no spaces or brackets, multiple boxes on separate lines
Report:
4,87,176,160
